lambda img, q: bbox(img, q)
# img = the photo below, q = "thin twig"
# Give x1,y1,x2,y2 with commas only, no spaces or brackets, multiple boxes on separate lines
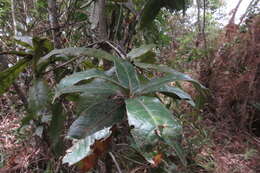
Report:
44,56,79,74
109,152,122,173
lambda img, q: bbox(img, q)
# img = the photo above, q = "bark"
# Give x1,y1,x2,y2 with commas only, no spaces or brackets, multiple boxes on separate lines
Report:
196,0,202,33
229,0,243,25
98,0,108,40
11,0,17,36
48,0,61,48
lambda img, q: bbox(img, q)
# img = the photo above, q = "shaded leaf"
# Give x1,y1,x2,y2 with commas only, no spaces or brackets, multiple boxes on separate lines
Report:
55,79,122,99
0,58,30,95
125,96,185,164
127,44,156,61
49,102,65,155
68,99,125,139
28,80,51,115
63,127,112,166
55,69,125,100
114,59,140,93
37,47,117,72
139,0,163,29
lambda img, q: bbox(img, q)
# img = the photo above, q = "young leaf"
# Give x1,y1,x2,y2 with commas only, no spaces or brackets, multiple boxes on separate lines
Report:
114,60,140,93
63,127,112,166
68,99,125,139
0,58,30,95
125,96,185,165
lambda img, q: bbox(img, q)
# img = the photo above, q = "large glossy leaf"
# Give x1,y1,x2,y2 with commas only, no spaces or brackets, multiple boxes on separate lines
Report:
114,59,140,93
134,62,206,93
127,44,156,61
0,58,30,95
55,79,122,99
68,99,125,139
125,96,186,165
140,84,195,107
63,127,112,166
55,69,125,99
37,47,118,72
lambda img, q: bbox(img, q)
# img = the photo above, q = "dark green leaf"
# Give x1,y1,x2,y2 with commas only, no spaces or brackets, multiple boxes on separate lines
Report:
139,0,163,29
28,80,51,115
68,99,125,139
114,60,140,93
49,102,65,155
55,69,125,100
0,58,30,95
125,96,185,164
55,80,122,99
63,127,112,166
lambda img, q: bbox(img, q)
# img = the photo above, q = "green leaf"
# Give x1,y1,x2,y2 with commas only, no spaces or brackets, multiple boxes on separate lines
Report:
14,36,33,49
63,127,112,166
140,84,195,106
139,0,163,29
0,58,30,95
127,44,156,61
55,69,125,99
49,102,65,155
125,96,185,165
134,62,207,93
37,47,118,72
114,60,140,93
55,80,123,99
28,80,51,115
68,99,125,139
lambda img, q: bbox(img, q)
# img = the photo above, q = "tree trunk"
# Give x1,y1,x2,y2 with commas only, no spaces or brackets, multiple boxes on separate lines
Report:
98,0,108,40
48,0,61,48
11,0,17,36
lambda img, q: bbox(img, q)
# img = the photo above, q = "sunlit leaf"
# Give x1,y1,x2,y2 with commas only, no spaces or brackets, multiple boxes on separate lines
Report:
125,96,185,165
63,127,112,166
